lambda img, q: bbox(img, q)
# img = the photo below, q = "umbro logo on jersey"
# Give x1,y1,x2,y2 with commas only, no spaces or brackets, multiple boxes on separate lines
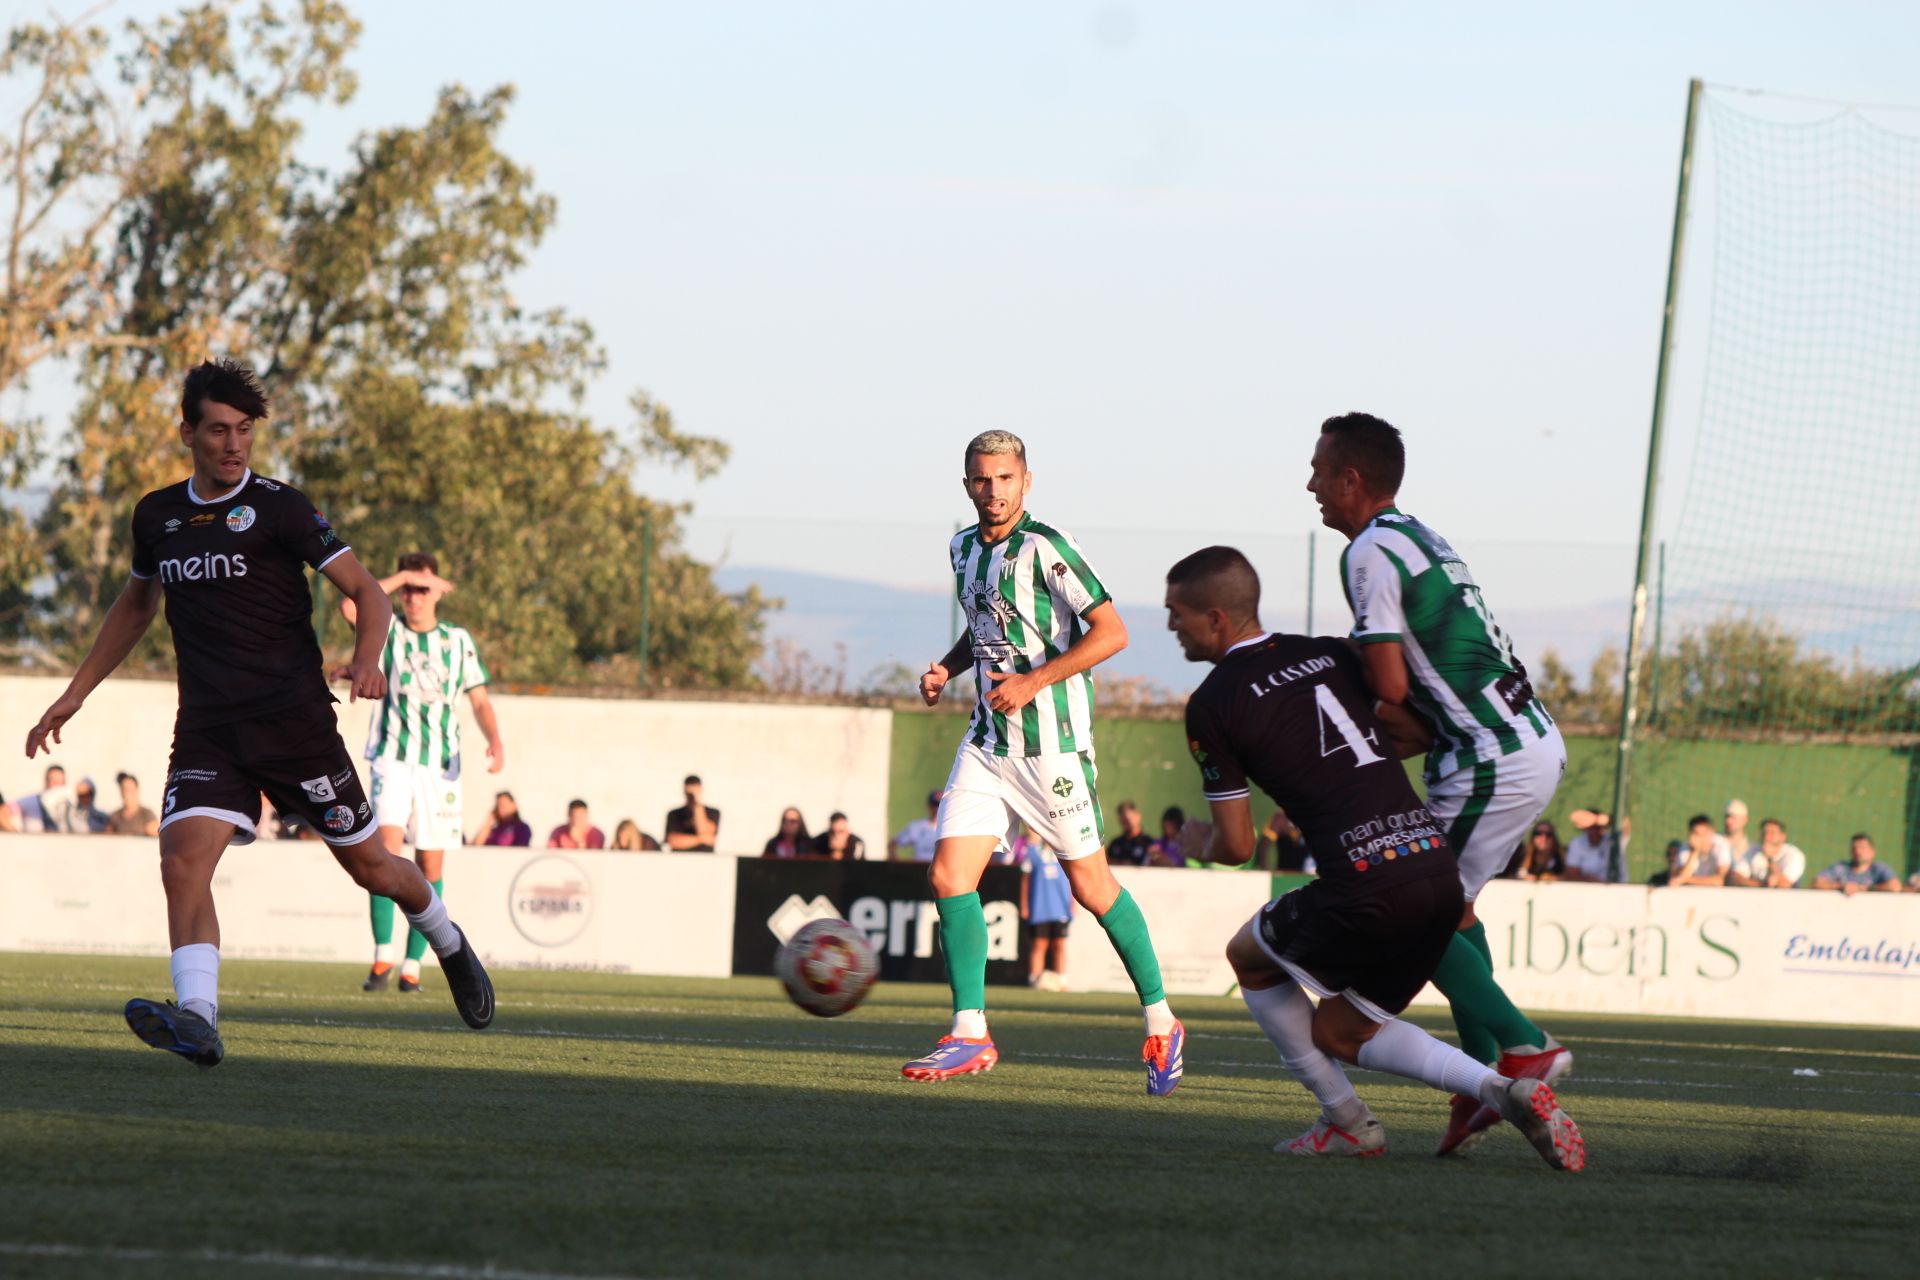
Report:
299,774,337,803
163,518,182,535
226,505,256,532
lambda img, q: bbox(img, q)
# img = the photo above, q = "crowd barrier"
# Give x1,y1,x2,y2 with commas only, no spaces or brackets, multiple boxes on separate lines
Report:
2,837,1915,1027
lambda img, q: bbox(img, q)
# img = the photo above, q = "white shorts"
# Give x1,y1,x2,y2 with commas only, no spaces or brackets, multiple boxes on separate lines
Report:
369,756,464,850
937,743,1105,860
1425,725,1567,900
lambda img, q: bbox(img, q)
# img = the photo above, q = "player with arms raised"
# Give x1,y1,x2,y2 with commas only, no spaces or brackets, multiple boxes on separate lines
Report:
1308,412,1571,1156
1167,546,1583,1169
906,430,1183,1093
23,360,495,1067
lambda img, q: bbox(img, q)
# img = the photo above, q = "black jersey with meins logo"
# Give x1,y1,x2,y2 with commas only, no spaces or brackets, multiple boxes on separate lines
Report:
129,470,351,729
1184,633,1452,893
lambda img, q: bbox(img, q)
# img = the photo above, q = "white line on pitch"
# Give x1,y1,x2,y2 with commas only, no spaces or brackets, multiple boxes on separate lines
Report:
0,1242,659,1280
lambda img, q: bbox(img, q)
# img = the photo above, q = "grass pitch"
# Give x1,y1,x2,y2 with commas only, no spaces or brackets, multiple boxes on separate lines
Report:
2,954,1916,1279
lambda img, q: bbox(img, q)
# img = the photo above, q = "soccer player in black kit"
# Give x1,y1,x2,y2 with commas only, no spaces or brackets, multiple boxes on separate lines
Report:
23,360,494,1067
1164,546,1583,1171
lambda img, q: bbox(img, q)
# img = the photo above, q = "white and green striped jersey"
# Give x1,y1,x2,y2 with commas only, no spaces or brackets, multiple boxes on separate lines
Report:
364,618,489,770
950,513,1111,758
1341,507,1554,784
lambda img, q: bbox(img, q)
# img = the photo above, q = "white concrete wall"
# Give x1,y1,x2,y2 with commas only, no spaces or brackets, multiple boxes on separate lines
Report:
0,675,893,855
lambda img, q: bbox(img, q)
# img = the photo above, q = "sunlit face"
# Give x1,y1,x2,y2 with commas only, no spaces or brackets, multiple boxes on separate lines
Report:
1164,583,1226,663
1761,821,1784,849
398,579,444,627
830,816,849,837
120,776,139,807
1688,824,1717,854
181,398,256,491
963,450,1031,532
1851,837,1875,866
496,795,517,819
1305,433,1371,537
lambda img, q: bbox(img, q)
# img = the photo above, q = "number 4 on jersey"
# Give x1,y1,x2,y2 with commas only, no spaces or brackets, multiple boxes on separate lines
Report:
1314,683,1385,766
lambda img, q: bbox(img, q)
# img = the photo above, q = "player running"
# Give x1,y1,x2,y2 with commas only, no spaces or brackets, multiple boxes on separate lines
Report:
904,430,1183,1093
23,360,495,1068
340,552,503,994
1166,546,1583,1170
1307,412,1571,1155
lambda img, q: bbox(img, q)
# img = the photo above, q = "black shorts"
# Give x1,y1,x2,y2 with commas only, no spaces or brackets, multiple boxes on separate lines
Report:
1028,919,1069,941
161,701,375,847
1252,870,1462,1022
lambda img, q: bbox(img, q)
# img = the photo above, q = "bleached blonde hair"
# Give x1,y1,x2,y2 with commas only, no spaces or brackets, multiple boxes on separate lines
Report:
964,430,1027,469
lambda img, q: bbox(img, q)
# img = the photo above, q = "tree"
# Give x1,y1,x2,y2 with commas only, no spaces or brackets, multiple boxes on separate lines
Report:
1,2,762,685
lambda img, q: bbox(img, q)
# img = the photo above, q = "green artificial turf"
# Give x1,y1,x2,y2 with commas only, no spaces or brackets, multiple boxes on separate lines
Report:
2,954,1915,1278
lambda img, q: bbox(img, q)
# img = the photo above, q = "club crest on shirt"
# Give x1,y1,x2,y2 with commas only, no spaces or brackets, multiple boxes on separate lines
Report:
402,648,451,700
965,583,1018,664
226,505,255,532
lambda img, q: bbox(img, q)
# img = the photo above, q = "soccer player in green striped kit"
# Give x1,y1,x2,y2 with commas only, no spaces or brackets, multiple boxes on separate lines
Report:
342,552,504,993
904,430,1183,1093
1308,413,1572,1156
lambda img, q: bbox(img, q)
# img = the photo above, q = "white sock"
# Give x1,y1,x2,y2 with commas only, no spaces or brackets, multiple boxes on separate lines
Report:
1242,981,1360,1115
1142,998,1177,1037
400,958,422,980
171,943,220,1024
1356,1017,1500,1098
373,943,396,966
950,1009,988,1039
404,890,462,955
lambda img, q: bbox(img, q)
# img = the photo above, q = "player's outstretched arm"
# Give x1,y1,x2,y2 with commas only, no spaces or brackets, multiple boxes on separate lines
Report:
25,575,163,758
985,600,1128,714
323,551,392,703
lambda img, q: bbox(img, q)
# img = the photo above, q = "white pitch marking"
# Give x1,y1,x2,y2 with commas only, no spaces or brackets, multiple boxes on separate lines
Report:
0,1242,657,1280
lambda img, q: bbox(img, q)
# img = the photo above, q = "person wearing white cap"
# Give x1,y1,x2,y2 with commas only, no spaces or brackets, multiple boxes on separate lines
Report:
1722,799,1752,861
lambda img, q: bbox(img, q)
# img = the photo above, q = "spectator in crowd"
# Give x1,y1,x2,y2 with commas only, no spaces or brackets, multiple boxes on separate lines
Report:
15,764,71,833
1020,838,1073,991
1668,814,1731,886
0,791,18,833
474,791,533,847
66,778,110,833
1514,821,1565,881
1150,805,1189,867
1814,834,1902,895
1728,818,1805,889
548,799,606,850
1722,798,1752,862
762,809,812,859
1105,801,1156,866
1255,808,1314,873
812,811,867,861
107,772,159,837
1561,809,1629,883
889,791,941,863
612,819,661,851
665,775,720,852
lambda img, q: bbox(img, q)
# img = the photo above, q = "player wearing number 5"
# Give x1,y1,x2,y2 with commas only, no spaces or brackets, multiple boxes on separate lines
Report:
340,552,503,994
1308,413,1571,1157
903,431,1183,1093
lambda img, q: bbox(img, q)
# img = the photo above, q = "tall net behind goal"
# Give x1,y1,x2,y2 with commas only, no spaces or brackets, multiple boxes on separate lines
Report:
1620,86,1920,882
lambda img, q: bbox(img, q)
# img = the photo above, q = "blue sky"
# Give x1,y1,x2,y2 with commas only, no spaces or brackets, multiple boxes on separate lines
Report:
20,2,1920,679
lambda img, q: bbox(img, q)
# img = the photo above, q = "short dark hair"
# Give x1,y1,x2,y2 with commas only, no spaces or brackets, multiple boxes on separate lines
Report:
1166,545,1261,621
1688,814,1714,831
1163,805,1186,826
397,551,439,574
44,764,63,782
181,358,269,427
1319,413,1404,495
684,774,702,786
116,772,137,787
569,799,588,813
829,811,848,824
1851,832,1874,847
1760,817,1784,834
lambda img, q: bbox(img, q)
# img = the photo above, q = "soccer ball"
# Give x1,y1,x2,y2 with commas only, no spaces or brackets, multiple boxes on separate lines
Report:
775,918,879,1018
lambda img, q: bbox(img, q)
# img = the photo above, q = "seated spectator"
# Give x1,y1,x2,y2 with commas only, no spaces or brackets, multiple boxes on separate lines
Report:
665,775,720,852
1728,818,1805,889
1667,814,1730,886
890,791,941,863
812,811,867,861
66,778,110,833
1256,809,1314,873
548,799,606,850
16,764,72,833
612,819,661,851
474,791,533,847
1561,809,1629,883
763,809,812,859
106,772,159,837
1515,821,1565,881
1722,798,1752,862
1814,834,1902,895
1150,806,1189,868
1105,801,1155,866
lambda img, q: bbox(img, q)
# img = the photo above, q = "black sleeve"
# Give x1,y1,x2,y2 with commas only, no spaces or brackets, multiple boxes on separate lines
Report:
1185,694,1249,802
129,498,158,579
276,484,350,571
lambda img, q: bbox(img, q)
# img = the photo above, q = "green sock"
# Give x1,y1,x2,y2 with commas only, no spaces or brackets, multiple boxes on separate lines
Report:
369,894,395,949
1462,919,1495,968
935,892,987,1013
404,878,443,964
1430,929,1546,1064
1096,889,1166,1006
